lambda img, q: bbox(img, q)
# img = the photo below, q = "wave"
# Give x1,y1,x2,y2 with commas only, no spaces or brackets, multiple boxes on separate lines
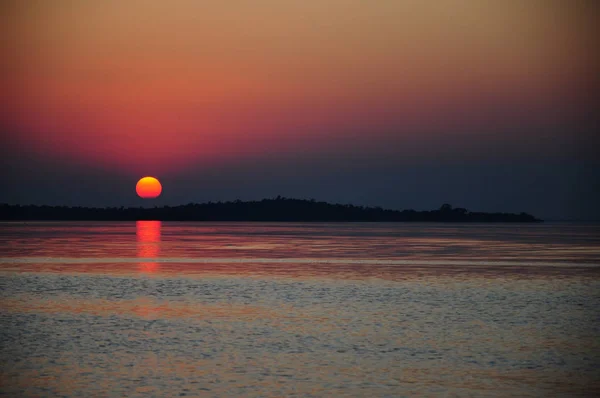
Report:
0,257,598,267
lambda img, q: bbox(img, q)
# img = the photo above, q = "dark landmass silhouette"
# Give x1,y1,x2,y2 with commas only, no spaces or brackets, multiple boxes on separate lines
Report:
0,198,541,222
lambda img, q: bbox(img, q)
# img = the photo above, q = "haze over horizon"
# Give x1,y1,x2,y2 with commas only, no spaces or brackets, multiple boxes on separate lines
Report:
1,1,598,220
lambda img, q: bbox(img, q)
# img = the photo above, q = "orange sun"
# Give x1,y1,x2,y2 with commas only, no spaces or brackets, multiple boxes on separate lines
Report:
136,176,162,199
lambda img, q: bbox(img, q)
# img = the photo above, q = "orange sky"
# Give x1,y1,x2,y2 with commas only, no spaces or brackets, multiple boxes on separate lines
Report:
1,0,597,174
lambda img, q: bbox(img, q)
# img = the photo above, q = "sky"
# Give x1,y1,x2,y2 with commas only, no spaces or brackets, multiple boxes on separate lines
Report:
1,0,598,219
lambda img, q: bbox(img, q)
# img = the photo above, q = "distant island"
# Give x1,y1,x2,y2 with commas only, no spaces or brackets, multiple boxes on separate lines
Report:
0,198,541,222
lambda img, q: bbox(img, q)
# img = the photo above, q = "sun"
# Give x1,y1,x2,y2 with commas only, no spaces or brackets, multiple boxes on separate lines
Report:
136,176,162,199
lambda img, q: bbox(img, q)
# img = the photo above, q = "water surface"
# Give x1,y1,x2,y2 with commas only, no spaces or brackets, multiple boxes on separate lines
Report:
1,222,599,396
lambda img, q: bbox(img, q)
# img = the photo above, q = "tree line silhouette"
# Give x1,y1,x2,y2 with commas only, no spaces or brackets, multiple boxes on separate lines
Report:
0,197,541,222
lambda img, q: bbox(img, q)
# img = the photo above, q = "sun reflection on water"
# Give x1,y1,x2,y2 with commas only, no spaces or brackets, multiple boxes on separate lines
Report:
136,221,161,273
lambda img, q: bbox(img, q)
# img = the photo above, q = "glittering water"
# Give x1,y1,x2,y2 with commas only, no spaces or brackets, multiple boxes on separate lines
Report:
1,222,599,397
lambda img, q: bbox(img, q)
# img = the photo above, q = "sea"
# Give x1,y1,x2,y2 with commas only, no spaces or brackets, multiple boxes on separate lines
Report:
0,221,599,397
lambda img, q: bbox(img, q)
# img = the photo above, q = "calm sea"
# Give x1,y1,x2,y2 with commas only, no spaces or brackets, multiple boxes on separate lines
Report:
1,222,599,397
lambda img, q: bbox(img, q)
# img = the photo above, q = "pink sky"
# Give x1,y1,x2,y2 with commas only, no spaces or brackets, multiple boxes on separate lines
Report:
1,1,597,176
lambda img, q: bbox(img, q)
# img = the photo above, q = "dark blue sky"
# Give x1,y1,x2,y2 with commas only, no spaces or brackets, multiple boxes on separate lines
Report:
2,132,599,220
